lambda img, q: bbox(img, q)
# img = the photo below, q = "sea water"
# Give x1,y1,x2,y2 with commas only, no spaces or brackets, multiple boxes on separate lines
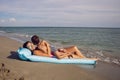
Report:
0,27,120,65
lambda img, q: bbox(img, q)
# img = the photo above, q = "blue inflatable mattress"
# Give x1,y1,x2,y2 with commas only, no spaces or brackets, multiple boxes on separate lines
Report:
17,48,96,65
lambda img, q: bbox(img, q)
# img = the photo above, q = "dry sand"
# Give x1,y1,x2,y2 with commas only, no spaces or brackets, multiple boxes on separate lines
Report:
0,35,120,80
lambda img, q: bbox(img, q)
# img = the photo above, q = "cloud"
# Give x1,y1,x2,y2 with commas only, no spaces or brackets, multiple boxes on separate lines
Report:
0,18,16,24
9,18,16,22
0,19,5,23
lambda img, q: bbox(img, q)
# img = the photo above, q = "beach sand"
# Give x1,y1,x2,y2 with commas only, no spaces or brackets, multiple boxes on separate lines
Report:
0,35,120,80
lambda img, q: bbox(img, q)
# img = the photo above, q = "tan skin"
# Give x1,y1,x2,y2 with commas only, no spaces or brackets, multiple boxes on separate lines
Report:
37,40,51,56
55,46,98,60
26,42,36,51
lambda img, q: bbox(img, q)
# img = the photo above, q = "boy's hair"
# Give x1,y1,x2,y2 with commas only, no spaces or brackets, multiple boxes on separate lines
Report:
31,35,40,45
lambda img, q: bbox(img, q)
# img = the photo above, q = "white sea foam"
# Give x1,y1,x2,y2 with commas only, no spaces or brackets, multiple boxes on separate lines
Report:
81,48,120,66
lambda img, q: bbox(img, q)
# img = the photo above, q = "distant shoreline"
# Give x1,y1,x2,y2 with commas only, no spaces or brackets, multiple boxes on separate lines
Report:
0,26,120,28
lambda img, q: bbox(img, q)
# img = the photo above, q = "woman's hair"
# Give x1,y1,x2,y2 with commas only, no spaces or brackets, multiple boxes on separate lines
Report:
23,41,30,48
31,35,40,45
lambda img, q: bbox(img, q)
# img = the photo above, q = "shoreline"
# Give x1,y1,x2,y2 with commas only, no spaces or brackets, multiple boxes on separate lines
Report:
0,35,120,80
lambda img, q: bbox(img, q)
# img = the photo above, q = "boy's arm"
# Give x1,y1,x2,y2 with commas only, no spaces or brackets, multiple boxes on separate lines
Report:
37,40,51,56
43,40,51,55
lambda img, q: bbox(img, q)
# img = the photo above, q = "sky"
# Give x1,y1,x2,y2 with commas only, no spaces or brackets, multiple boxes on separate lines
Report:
0,0,120,27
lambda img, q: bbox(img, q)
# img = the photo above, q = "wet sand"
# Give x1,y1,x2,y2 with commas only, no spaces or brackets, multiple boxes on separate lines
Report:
0,35,120,80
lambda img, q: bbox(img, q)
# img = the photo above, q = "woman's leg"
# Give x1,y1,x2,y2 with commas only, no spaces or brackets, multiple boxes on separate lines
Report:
64,46,98,60
64,46,86,58
54,51,70,59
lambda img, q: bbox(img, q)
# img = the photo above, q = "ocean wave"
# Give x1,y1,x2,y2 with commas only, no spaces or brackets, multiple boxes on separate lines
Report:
81,48,120,66
0,30,31,43
0,30,6,33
